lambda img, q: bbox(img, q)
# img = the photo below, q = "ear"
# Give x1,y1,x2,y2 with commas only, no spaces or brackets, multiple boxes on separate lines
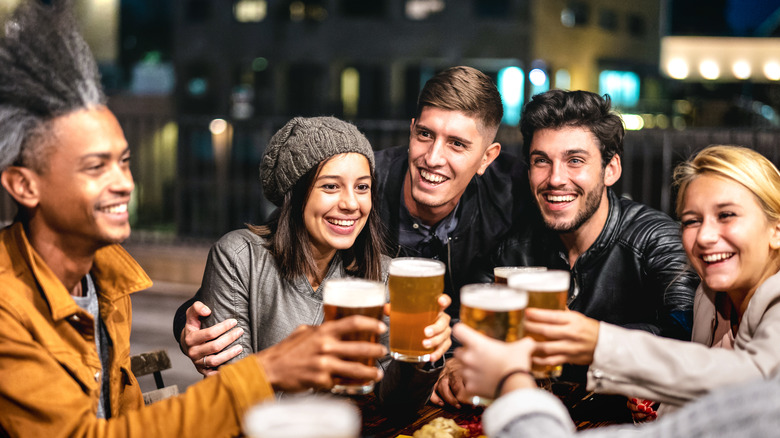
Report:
477,142,502,176
409,118,416,136
1,167,40,209
603,154,622,187
769,221,780,250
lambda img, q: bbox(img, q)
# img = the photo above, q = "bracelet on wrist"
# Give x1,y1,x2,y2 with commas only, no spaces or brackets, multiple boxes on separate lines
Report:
494,368,533,399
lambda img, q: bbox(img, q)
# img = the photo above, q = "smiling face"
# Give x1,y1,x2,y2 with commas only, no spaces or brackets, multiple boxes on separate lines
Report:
681,174,780,298
405,106,500,225
23,106,134,253
528,126,620,237
304,153,372,260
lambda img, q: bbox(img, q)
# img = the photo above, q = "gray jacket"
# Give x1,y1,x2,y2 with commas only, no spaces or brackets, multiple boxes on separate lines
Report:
195,229,440,410
586,270,780,406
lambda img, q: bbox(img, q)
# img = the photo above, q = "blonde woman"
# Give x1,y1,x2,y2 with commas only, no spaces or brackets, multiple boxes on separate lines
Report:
456,145,780,422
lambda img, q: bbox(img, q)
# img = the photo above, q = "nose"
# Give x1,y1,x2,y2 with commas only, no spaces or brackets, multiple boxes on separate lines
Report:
112,163,134,194
423,138,446,168
696,218,719,247
339,187,359,211
548,160,567,188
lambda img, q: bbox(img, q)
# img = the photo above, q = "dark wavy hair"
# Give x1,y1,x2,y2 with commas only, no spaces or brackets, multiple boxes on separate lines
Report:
249,158,386,284
520,90,624,168
0,0,105,172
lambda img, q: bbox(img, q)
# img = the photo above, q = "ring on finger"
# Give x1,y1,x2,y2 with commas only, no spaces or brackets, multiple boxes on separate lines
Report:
202,356,207,367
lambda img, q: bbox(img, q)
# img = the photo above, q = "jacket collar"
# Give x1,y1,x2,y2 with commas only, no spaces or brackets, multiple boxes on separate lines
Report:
379,146,479,241
571,188,621,269
5,222,152,322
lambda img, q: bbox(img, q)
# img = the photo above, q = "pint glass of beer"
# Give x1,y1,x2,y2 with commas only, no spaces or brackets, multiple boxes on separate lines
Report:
493,266,547,284
460,283,529,405
243,395,361,438
322,278,386,395
388,258,445,362
507,270,570,378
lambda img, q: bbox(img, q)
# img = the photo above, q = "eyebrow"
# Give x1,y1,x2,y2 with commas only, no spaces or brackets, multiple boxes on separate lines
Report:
415,123,474,147
78,147,131,162
316,174,371,181
681,202,740,216
530,148,591,158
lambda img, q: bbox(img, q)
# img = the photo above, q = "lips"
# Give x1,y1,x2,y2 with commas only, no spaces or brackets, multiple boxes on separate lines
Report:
419,168,448,185
701,252,735,264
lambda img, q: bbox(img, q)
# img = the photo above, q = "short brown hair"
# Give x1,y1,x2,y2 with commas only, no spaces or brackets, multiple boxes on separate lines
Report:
415,66,503,136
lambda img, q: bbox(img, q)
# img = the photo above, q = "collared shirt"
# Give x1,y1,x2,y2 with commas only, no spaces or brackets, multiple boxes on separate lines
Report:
397,190,460,260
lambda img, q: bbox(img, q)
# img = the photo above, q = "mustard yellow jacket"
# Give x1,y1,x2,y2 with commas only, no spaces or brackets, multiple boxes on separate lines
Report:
0,223,274,437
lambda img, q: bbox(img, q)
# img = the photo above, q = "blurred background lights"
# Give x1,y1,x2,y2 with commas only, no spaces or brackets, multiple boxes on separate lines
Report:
187,77,208,96
732,60,751,80
554,69,571,90
252,57,269,72
209,118,228,135
764,61,780,81
497,66,524,126
234,0,267,22
529,68,547,86
621,114,645,130
667,58,689,79
699,60,720,80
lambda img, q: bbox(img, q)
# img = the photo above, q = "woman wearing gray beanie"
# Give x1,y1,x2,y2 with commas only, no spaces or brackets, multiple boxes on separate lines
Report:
177,117,451,411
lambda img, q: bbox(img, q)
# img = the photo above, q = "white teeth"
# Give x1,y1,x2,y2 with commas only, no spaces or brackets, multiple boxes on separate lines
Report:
702,253,734,263
328,219,356,227
420,169,447,184
547,195,576,202
100,203,127,214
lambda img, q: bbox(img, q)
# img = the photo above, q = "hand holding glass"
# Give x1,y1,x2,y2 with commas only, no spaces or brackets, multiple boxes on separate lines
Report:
460,283,529,405
322,278,385,395
388,258,445,362
508,269,569,378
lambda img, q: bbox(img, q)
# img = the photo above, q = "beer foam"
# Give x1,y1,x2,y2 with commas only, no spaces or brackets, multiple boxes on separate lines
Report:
388,258,445,277
508,270,570,292
461,285,528,310
322,278,386,307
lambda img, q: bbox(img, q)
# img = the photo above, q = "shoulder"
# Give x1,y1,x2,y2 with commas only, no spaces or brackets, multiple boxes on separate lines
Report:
616,197,682,244
209,228,274,265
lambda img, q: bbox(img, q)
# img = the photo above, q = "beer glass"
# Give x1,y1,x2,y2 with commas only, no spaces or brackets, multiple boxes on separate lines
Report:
322,278,386,395
460,283,529,405
493,266,547,284
508,269,570,378
243,395,360,438
388,258,445,362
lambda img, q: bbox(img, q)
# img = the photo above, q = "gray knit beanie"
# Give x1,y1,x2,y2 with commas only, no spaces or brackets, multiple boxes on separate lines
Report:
261,116,375,206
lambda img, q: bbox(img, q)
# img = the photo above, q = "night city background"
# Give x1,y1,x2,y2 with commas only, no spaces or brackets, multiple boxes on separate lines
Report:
1,0,780,240
2,0,780,393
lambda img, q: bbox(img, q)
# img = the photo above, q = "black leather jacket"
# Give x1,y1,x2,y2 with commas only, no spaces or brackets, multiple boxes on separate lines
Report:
480,188,697,341
375,145,524,319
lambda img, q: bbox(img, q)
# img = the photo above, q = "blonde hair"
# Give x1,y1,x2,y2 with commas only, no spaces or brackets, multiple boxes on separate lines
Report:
673,145,780,222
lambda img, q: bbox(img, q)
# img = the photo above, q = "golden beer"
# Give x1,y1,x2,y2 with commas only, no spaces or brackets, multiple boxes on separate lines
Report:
508,270,570,379
388,258,445,362
493,266,547,285
460,283,529,405
322,278,386,394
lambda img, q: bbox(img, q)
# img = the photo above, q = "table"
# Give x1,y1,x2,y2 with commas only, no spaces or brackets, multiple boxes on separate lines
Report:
354,379,633,437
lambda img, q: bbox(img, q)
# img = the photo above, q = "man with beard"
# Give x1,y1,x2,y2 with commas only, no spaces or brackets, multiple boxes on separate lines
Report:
433,89,697,408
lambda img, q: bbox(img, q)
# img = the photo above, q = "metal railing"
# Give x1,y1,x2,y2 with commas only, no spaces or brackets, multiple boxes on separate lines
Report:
1,116,779,241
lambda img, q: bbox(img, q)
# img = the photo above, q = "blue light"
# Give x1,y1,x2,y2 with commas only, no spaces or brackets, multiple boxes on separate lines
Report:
498,66,524,125
599,71,640,108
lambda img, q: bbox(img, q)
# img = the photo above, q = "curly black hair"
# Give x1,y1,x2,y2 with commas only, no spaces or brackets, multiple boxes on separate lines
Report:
0,0,104,172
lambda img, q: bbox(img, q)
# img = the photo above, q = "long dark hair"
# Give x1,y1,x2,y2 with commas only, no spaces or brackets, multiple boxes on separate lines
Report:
249,157,386,285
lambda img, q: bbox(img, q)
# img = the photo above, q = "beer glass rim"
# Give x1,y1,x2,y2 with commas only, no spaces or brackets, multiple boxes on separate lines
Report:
388,257,445,276
494,266,547,273
460,283,529,310
243,396,360,438
507,269,570,291
321,278,386,307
